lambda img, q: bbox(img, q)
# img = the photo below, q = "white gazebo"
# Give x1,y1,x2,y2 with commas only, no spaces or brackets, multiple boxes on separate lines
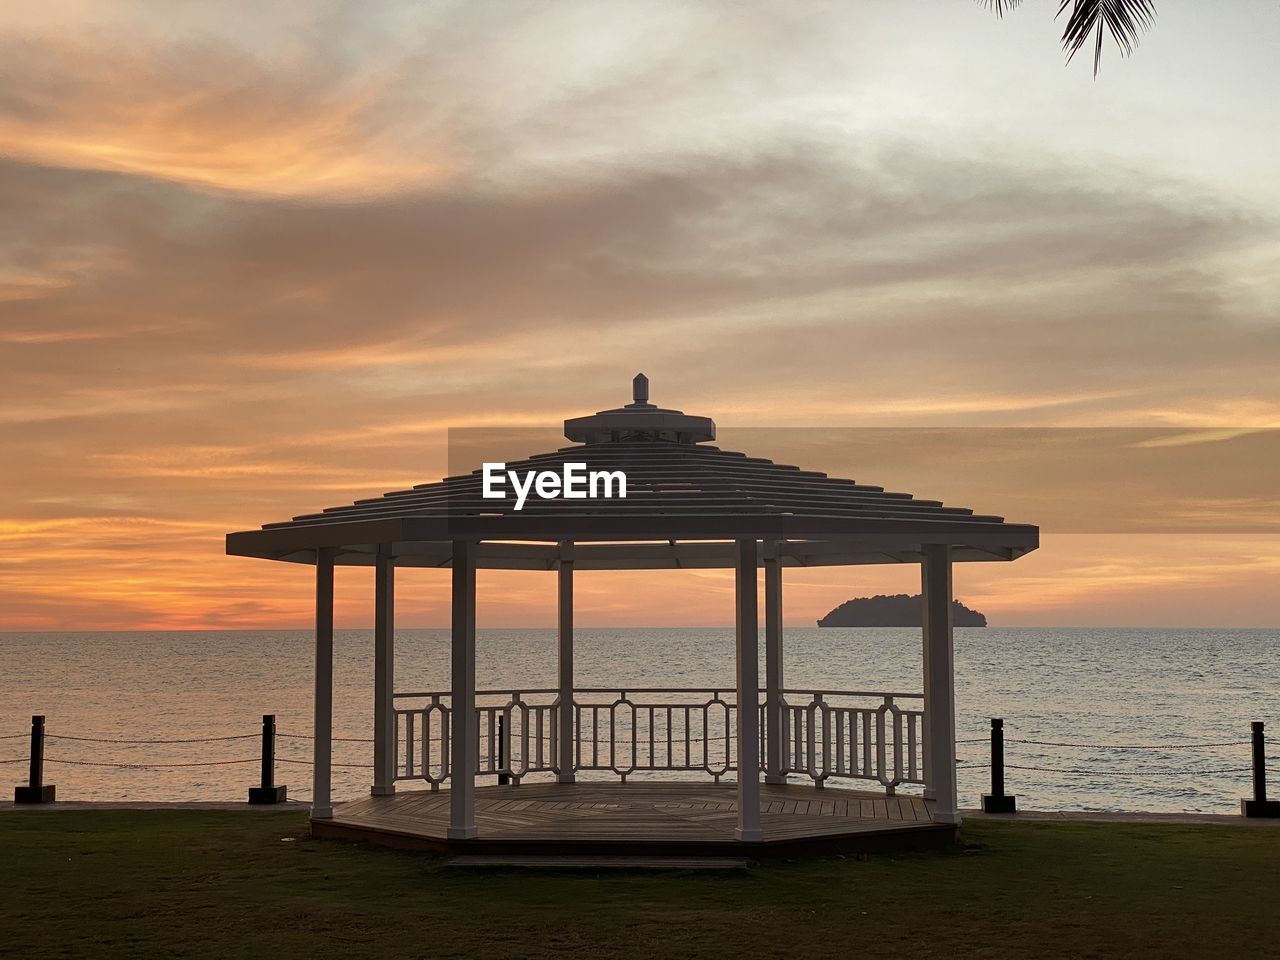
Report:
226,376,1037,856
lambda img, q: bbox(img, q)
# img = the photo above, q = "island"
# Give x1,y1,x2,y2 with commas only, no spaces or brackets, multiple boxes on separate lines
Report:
817,593,987,627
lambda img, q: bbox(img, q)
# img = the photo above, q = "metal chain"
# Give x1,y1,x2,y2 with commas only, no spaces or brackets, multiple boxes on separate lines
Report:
1006,738,1250,750
21,732,1256,750
1005,763,1252,777
5,719,1267,787
45,733,259,745
275,758,374,769
43,757,259,768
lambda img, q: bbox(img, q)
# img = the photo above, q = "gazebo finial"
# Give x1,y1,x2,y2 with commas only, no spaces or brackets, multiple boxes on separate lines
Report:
632,372,649,406
562,377,715,443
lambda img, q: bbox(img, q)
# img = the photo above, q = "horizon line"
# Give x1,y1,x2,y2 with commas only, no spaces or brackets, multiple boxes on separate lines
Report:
2,624,1278,635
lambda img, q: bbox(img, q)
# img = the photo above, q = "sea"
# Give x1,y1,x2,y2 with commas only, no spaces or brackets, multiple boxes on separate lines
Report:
1,627,1275,813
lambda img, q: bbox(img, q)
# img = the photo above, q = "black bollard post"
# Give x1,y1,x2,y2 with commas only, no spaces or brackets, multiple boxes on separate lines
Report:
14,715,56,803
1241,721,1279,818
981,717,1017,813
248,714,287,804
497,713,510,786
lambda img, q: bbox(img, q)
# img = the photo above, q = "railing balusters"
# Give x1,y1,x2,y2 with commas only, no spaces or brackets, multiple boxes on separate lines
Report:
627,695,637,781
907,712,918,782
388,687,923,791
818,694,831,786
535,705,544,770
648,706,655,765
592,706,600,767
889,697,903,792
781,699,792,775
496,713,509,785
790,706,799,772
516,707,524,780
548,705,557,775
576,706,586,773
875,699,890,792
443,697,450,777
670,706,680,768
405,712,416,779
805,697,818,782
755,702,764,768
394,711,402,782
708,700,714,775
608,698,618,777
849,709,859,776
684,706,691,768
835,709,846,776
862,711,872,776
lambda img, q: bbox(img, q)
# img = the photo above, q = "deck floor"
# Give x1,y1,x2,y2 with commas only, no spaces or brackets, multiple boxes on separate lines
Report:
317,781,947,855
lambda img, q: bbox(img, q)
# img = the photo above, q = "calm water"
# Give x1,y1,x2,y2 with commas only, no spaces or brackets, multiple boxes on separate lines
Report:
1,628,1276,813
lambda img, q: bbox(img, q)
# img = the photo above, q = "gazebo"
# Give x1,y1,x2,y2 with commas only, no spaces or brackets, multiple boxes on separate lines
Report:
226,376,1038,855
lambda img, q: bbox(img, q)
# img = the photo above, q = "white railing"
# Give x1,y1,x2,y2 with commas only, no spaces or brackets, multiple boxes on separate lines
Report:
573,687,738,781
780,689,925,792
392,687,925,792
393,689,560,787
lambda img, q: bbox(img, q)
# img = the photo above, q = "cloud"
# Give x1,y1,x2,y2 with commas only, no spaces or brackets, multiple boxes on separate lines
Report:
0,1,872,197
3,1,1280,628
0,21,453,196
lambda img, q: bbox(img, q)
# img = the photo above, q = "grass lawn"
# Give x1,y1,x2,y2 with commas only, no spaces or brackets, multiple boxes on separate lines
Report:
1,811,1275,959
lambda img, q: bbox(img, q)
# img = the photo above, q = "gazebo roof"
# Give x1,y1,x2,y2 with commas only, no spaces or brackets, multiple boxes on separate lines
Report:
226,377,1038,570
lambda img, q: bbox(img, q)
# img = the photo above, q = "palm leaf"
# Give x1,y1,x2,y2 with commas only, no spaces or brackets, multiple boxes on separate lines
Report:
1058,0,1156,74
980,0,1157,74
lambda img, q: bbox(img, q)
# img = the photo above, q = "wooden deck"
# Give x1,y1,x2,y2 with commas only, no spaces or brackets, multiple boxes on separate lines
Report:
314,781,953,857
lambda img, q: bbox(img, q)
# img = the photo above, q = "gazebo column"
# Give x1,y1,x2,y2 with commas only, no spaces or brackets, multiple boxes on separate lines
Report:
448,539,478,839
921,587,933,801
556,541,575,784
371,545,395,796
735,538,763,841
311,547,335,820
922,543,960,825
763,542,786,785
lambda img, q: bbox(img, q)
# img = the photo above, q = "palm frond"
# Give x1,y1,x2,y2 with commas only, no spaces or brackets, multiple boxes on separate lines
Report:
980,0,1026,15
1057,0,1156,75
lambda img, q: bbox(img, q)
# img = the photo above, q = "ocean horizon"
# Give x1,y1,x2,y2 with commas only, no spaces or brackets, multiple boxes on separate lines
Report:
4,626,1275,814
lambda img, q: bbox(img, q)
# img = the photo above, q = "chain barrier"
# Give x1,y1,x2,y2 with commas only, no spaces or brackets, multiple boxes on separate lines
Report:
963,720,1269,783
5,719,1271,790
275,758,374,769
4,722,373,776
1004,762,1252,777
45,733,259,745
1006,738,1250,750
43,757,259,769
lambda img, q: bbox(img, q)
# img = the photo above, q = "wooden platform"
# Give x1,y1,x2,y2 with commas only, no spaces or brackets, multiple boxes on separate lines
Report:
313,781,953,857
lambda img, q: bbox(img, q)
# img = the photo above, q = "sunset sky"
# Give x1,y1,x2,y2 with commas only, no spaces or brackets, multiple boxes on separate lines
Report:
3,1,1279,630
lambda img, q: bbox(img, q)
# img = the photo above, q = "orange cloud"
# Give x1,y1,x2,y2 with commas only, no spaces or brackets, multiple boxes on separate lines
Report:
0,37,454,197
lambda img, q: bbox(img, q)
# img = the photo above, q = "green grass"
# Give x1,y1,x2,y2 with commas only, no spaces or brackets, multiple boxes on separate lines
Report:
0,811,1275,959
